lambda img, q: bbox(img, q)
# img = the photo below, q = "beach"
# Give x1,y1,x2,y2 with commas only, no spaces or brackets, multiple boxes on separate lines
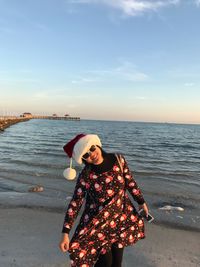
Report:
0,119,200,267
0,193,200,267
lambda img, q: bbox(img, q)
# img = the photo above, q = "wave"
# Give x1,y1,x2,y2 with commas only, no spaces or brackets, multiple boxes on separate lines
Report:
156,142,200,150
139,174,200,186
7,159,65,169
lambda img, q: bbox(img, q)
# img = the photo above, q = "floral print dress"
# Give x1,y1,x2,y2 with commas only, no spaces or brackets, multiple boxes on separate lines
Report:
62,155,145,267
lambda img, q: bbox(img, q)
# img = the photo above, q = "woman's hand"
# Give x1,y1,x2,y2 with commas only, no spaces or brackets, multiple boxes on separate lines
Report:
59,233,70,252
139,202,149,218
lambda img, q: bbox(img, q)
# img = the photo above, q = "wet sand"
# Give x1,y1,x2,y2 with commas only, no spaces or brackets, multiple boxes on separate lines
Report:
0,203,199,267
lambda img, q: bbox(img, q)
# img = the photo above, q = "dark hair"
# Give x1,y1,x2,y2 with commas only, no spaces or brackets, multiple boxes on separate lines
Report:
82,146,107,166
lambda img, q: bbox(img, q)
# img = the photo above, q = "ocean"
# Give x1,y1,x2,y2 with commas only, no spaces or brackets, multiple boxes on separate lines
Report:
0,119,199,230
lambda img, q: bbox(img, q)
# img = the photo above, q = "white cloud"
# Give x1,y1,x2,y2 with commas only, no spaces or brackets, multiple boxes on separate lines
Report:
194,0,200,7
68,0,180,16
70,63,148,85
135,96,147,100
184,82,195,87
71,77,98,84
33,92,50,99
121,69,148,81
104,61,149,82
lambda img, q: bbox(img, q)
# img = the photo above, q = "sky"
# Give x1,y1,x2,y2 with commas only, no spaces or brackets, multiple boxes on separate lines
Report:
0,0,200,124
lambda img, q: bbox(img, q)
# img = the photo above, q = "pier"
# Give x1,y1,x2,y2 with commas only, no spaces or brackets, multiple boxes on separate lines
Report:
31,115,80,121
0,113,80,131
0,116,30,131
20,112,80,121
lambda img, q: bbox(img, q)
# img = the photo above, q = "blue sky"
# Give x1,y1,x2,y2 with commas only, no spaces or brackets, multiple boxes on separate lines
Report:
0,0,200,124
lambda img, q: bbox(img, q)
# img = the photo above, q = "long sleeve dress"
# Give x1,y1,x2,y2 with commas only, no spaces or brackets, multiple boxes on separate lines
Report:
62,154,145,267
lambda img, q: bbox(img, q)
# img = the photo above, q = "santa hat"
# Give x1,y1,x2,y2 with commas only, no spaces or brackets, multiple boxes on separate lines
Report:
63,134,102,180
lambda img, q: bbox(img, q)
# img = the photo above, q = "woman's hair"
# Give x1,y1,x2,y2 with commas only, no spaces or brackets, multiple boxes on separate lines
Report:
82,146,107,166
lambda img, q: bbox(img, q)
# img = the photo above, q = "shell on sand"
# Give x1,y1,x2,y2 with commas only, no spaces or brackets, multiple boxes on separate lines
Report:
28,185,44,192
159,205,184,211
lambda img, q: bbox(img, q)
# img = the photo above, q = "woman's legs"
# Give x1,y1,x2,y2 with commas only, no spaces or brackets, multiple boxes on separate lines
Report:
111,245,124,267
94,245,124,267
94,249,112,267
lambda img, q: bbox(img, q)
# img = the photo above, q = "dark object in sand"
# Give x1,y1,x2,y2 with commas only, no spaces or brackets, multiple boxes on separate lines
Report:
28,185,44,192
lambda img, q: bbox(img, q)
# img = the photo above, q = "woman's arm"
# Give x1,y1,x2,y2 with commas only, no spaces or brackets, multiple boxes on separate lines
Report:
62,168,87,235
59,233,70,252
121,155,149,216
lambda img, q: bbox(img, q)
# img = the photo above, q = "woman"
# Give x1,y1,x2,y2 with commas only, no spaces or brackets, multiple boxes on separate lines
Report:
59,134,149,267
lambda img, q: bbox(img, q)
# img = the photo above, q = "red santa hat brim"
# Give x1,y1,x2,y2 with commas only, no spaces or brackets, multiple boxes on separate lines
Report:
63,134,102,165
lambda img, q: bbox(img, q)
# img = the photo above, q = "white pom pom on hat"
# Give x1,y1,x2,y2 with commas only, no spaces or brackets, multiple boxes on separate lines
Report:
63,158,76,180
63,133,102,180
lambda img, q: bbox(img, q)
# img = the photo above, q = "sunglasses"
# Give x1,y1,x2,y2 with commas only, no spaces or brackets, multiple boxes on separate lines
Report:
82,145,96,159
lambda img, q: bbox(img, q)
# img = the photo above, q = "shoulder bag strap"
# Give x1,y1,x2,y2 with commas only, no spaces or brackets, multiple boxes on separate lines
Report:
115,153,123,173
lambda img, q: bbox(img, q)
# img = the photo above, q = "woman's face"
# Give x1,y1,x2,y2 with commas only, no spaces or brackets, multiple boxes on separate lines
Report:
83,145,104,165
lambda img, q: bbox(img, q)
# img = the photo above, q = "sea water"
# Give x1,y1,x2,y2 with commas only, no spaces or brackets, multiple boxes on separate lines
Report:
0,119,199,230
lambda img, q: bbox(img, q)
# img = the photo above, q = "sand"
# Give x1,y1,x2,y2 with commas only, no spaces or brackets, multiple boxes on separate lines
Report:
1,206,200,267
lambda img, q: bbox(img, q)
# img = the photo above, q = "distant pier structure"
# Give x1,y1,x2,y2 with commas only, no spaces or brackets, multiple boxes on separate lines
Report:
21,113,80,121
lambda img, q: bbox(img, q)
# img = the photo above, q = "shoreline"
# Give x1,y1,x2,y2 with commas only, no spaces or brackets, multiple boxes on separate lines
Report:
1,206,200,267
0,171,199,233
0,183,199,233
0,117,30,131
